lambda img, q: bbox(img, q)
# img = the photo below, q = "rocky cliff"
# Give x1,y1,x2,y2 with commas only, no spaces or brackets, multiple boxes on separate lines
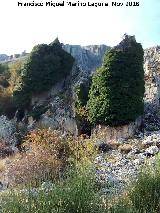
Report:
144,46,160,112
63,44,110,74
0,54,9,62
1,43,160,137
16,44,160,136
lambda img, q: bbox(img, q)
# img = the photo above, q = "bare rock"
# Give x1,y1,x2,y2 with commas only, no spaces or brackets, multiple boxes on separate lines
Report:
0,116,17,146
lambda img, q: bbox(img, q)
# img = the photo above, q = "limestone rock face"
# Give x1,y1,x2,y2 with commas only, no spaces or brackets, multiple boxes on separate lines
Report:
144,46,160,112
0,54,9,62
63,44,110,74
0,116,17,146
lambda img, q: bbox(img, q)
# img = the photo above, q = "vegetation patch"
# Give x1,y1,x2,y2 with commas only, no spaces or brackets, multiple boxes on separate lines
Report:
87,35,144,126
13,38,74,108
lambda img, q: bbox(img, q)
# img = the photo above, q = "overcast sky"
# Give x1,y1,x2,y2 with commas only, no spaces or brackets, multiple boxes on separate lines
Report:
0,0,159,55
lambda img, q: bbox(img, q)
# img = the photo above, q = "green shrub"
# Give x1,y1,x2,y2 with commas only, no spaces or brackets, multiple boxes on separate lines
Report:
128,157,160,213
75,82,90,108
13,38,74,108
0,61,25,117
0,63,9,75
68,136,98,165
8,61,24,93
29,104,49,120
75,80,91,135
87,35,144,126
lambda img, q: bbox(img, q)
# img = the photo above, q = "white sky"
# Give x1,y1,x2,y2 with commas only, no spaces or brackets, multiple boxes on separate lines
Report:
0,0,159,55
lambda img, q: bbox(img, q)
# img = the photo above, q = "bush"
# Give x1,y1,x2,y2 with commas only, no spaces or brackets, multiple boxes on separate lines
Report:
13,38,74,108
75,106,91,136
0,90,16,118
0,63,9,75
0,61,25,118
7,129,69,187
87,35,144,126
8,61,24,94
75,82,90,108
75,80,91,135
128,157,160,212
6,128,99,188
29,104,49,120
68,136,98,165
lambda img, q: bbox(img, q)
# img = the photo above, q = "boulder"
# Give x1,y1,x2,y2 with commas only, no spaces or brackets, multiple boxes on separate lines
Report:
0,116,17,146
95,140,112,153
145,145,159,155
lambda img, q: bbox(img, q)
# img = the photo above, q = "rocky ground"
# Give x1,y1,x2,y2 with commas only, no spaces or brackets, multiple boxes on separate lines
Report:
1,130,160,195
95,130,160,194
1,111,160,197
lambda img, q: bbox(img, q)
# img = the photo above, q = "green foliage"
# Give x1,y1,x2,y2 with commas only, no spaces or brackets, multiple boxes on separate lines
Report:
29,104,49,120
0,63,9,75
75,80,91,135
68,137,98,165
13,38,74,108
8,61,24,93
128,157,160,212
1,166,101,213
75,82,90,108
87,36,144,126
109,156,160,213
0,61,25,117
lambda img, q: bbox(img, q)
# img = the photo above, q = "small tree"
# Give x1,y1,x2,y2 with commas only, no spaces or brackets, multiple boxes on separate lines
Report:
87,35,144,126
75,80,91,135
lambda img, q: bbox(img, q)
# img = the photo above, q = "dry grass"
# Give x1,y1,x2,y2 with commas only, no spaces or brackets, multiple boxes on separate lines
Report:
2,129,98,188
109,141,121,150
7,152,63,187
0,159,5,173
118,144,133,154
6,129,69,187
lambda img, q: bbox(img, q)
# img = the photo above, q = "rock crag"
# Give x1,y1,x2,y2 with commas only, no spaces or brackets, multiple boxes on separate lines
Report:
63,44,110,74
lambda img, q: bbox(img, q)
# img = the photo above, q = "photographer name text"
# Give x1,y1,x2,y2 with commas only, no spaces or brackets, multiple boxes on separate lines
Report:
17,1,140,8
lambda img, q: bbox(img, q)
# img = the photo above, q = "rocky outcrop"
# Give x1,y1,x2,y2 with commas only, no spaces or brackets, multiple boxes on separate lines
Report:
28,63,81,135
0,54,9,62
63,44,110,74
115,34,136,51
0,116,17,146
144,46,160,112
0,52,28,63
92,117,142,143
